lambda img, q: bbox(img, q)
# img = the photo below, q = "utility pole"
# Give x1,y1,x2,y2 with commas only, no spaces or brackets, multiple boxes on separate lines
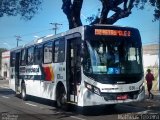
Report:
50,23,62,35
158,20,160,91
15,35,22,47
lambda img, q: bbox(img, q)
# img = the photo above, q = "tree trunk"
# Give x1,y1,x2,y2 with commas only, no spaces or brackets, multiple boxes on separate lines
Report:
62,0,135,29
62,0,83,29
92,0,135,25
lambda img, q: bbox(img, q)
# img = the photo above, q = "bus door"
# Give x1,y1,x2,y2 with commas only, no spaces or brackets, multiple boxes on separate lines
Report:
15,52,20,93
66,36,81,103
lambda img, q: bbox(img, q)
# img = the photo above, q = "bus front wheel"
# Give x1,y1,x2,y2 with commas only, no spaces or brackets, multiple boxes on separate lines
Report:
56,84,67,109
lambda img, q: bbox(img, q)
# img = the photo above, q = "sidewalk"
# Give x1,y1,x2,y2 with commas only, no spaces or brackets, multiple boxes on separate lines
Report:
126,90,160,112
0,79,9,88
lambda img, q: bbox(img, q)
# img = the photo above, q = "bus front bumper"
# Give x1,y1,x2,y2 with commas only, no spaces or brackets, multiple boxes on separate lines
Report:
78,87,145,107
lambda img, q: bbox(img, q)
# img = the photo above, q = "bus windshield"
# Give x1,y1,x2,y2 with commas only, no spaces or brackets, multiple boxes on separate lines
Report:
83,39,143,75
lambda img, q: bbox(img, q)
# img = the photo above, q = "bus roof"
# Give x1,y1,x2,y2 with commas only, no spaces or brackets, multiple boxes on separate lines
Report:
10,25,139,51
25,25,85,47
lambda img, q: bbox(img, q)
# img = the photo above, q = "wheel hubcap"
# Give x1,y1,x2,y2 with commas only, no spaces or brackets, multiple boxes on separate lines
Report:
22,89,25,98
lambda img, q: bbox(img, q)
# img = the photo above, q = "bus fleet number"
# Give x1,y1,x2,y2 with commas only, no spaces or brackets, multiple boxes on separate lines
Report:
129,86,135,90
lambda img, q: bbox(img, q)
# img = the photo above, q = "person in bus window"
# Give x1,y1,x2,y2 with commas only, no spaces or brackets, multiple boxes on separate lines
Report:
145,69,154,99
114,47,119,63
106,46,115,66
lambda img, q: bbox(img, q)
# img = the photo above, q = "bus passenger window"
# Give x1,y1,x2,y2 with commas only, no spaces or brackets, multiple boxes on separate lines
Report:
20,49,26,66
27,47,34,65
34,45,43,64
10,52,16,67
54,39,65,63
44,42,53,63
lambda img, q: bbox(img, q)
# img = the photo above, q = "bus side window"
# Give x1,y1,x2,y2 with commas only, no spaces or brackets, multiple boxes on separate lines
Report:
53,39,65,63
27,46,34,65
10,52,16,67
20,49,26,66
35,45,43,64
44,42,53,64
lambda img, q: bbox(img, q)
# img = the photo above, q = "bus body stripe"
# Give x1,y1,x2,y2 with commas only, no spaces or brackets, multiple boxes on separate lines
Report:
42,64,54,81
49,65,54,81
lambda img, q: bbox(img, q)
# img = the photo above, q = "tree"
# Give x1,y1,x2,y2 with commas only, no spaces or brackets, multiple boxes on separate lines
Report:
62,0,83,29
0,0,42,20
62,0,160,29
135,0,160,21
0,0,159,28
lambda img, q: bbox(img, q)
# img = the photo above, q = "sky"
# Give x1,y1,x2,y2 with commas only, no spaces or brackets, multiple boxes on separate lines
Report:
0,0,159,50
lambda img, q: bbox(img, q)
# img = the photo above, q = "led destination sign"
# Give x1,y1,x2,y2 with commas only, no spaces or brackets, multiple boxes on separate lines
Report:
95,29,131,37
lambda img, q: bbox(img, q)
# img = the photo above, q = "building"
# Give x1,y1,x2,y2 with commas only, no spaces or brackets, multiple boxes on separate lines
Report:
143,44,159,91
1,51,10,80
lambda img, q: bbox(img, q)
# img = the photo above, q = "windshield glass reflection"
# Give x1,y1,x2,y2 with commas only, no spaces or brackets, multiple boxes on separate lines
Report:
83,40,142,75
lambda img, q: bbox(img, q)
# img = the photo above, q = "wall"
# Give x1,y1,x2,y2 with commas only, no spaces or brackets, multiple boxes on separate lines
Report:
1,51,10,80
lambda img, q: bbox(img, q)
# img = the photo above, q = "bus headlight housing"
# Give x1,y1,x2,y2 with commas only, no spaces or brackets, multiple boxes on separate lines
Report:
139,83,144,93
85,82,101,95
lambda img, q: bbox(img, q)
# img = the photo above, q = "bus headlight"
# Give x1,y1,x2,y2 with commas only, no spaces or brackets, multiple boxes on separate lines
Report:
93,87,101,95
85,82,101,95
85,82,92,90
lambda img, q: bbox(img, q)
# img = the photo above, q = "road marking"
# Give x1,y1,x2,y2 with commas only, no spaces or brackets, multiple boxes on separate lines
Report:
136,110,151,114
0,86,9,89
25,103,37,107
70,116,86,120
2,96,9,99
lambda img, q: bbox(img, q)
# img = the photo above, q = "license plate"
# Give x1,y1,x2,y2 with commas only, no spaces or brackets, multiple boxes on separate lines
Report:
117,95,128,100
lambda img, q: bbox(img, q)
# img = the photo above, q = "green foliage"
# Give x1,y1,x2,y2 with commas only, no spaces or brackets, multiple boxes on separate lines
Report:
135,0,160,21
0,0,159,26
86,0,160,24
0,0,43,20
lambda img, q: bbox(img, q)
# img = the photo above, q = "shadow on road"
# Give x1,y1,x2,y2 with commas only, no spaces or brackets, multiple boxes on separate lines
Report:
0,88,15,95
0,87,149,117
75,105,144,116
48,104,146,116
18,95,147,116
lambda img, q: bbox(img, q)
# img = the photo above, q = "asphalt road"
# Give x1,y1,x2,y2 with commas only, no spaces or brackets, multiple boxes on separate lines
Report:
0,80,160,120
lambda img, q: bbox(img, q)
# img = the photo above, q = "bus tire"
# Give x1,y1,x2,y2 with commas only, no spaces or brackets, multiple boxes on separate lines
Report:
21,83,27,101
56,84,67,109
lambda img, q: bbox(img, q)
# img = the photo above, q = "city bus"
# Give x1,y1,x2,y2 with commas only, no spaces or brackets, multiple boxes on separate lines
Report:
9,25,145,109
